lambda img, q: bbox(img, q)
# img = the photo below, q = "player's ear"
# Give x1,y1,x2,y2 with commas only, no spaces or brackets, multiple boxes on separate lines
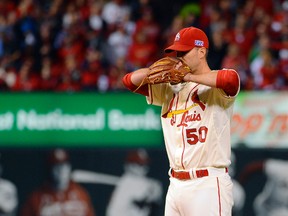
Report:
198,47,207,59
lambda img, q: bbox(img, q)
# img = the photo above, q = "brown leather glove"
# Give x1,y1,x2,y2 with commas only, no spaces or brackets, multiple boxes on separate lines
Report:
147,57,191,84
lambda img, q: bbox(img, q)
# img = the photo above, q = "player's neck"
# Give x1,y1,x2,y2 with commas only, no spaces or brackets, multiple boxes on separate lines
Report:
194,63,211,75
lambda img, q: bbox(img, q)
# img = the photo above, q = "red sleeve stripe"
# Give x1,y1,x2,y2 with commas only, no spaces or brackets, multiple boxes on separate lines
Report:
122,73,149,96
216,69,240,96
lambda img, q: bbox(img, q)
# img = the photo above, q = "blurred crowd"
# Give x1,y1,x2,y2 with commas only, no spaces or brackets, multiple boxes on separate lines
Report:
0,0,287,92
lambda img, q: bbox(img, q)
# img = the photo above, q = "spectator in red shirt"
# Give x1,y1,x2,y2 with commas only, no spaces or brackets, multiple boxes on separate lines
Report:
80,48,105,91
127,30,158,70
225,12,256,58
55,54,81,92
259,49,280,90
133,7,160,43
222,43,249,85
57,28,85,67
107,56,128,91
39,56,60,91
10,58,41,91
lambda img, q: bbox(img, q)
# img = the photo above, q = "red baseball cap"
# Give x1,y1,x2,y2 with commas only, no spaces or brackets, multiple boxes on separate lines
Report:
165,27,209,53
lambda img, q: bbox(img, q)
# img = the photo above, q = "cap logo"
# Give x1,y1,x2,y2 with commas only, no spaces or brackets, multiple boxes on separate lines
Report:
195,40,204,46
175,33,180,41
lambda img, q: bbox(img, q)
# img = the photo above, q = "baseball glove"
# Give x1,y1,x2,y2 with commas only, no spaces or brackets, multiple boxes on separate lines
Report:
147,57,191,85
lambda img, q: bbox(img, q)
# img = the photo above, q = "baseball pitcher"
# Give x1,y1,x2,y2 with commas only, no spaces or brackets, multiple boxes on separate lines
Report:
122,27,240,216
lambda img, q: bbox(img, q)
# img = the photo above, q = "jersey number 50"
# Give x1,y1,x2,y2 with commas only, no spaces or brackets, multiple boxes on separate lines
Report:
186,126,208,145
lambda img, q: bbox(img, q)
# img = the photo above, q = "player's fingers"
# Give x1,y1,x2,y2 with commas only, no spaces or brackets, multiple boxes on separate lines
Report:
175,61,183,69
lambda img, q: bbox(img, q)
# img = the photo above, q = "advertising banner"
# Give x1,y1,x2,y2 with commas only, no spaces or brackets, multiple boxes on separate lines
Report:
1,91,288,148
0,92,162,147
231,91,288,148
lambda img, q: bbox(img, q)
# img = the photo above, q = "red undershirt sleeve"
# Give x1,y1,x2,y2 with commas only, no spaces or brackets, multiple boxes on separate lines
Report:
122,73,149,96
216,69,240,97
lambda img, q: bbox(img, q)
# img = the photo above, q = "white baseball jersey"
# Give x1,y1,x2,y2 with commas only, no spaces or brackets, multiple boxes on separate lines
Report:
147,81,238,170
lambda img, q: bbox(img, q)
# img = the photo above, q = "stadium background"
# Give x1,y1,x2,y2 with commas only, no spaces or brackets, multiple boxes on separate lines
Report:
0,0,288,215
